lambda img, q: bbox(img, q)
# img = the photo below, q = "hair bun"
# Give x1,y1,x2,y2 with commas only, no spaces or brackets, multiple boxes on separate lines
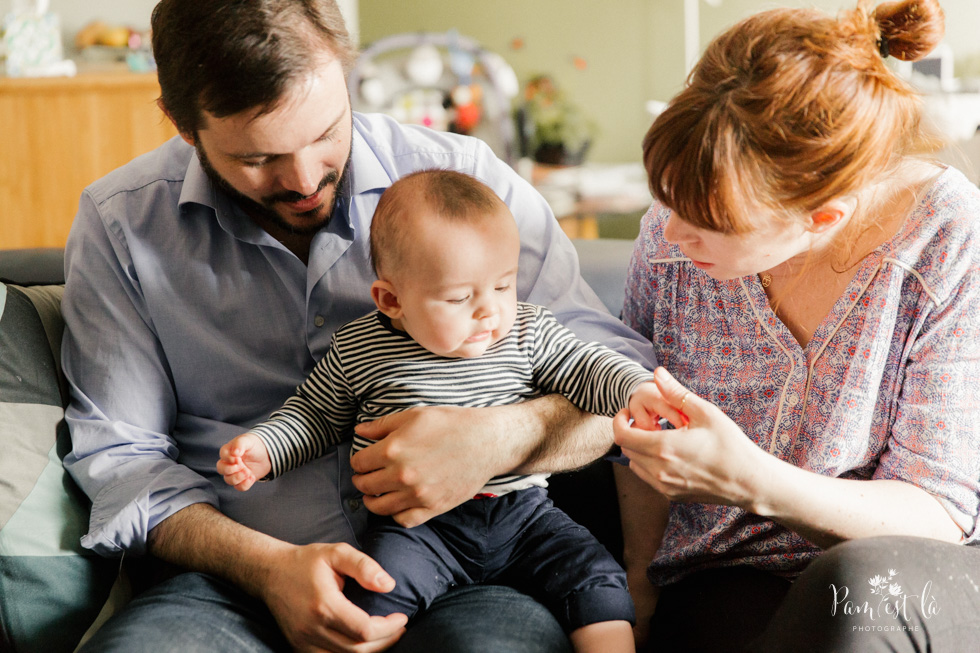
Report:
874,0,945,62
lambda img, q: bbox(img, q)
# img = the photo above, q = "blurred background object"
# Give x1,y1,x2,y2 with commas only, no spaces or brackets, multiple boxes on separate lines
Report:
515,74,597,166
74,20,153,71
348,30,519,163
2,0,74,77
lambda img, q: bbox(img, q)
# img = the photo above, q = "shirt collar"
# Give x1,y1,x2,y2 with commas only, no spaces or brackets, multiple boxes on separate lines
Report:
177,151,217,212
348,112,395,198
176,150,271,243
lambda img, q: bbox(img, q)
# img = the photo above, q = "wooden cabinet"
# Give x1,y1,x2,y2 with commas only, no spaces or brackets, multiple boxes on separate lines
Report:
0,67,177,249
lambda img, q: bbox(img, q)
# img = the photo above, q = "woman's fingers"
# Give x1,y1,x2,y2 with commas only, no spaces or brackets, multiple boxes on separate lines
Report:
653,367,701,426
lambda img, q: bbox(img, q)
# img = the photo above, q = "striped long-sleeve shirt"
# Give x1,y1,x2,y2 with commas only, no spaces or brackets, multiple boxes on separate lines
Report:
251,302,653,496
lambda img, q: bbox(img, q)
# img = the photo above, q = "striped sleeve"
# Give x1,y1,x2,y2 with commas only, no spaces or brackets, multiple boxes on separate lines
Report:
530,306,653,417
250,336,358,479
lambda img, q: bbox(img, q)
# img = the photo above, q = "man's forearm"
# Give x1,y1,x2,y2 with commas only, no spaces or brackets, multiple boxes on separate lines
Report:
147,502,289,598
350,396,615,526
507,394,613,475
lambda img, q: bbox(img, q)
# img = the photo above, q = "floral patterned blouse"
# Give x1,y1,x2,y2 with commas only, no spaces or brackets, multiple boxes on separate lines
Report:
623,167,980,586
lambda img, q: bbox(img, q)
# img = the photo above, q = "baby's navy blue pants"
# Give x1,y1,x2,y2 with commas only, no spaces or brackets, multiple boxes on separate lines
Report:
346,486,635,633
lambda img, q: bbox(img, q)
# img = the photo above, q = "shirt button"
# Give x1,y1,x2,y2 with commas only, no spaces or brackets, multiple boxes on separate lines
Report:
313,315,325,328
347,498,361,512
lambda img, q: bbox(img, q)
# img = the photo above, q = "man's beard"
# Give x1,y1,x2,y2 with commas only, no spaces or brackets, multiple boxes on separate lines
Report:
195,141,351,236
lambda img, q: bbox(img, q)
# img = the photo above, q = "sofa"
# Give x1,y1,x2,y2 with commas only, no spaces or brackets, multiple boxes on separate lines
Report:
0,238,638,652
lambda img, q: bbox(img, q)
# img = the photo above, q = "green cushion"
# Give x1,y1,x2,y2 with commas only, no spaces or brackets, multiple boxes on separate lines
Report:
0,283,116,653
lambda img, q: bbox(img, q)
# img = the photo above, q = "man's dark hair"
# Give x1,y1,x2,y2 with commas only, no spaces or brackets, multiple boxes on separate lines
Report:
151,0,356,135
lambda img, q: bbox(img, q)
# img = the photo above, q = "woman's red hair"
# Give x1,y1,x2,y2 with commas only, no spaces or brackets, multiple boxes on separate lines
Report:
643,0,945,234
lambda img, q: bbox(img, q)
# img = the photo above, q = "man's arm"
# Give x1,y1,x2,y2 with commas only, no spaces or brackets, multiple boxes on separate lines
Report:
351,395,610,527
148,503,407,652
62,185,404,653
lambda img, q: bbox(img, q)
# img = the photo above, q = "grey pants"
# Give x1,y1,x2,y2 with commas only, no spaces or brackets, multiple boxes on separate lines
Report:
642,536,980,653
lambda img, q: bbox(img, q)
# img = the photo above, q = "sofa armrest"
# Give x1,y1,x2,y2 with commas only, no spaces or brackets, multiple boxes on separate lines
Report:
0,248,66,286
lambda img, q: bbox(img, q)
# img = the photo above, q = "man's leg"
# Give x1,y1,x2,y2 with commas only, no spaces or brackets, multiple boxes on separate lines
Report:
753,536,980,653
81,568,570,653
391,584,571,653
78,572,288,653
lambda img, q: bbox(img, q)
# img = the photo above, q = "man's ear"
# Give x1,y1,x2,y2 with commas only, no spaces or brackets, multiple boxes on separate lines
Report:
807,199,850,233
157,99,197,146
371,280,402,318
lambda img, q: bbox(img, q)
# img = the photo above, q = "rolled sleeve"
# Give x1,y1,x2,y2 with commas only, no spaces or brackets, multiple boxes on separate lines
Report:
80,465,217,556
876,275,980,543
63,190,215,555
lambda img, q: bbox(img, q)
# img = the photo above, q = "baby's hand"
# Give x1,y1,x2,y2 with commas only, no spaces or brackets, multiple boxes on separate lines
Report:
628,380,687,431
217,433,271,491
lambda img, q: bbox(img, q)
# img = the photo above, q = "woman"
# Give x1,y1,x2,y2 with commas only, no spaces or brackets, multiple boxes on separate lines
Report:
614,0,980,651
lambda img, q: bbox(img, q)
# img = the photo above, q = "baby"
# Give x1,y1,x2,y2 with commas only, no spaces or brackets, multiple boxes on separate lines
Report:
218,169,660,652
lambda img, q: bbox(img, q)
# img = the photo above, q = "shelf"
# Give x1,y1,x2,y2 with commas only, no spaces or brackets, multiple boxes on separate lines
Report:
1,68,177,249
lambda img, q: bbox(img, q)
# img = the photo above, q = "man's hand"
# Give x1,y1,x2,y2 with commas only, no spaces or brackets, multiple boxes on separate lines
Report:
349,405,503,528
148,505,407,653
260,542,408,653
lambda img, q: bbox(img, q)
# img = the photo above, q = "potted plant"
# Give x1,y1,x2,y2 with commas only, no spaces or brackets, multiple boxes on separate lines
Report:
516,75,597,166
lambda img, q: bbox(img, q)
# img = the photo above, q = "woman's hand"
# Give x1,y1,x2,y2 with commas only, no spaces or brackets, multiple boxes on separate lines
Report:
615,367,770,508
619,368,965,547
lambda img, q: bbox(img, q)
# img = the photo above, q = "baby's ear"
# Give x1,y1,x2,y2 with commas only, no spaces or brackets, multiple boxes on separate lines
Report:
371,280,402,318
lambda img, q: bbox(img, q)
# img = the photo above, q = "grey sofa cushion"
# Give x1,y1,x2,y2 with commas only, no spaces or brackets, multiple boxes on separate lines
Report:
0,283,116,653
571,238,634,315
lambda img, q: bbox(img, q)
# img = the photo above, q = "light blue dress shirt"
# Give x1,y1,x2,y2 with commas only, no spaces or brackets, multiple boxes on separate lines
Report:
62,112,657,557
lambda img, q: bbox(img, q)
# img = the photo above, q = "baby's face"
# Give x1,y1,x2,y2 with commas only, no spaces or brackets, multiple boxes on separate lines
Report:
391,207,520,358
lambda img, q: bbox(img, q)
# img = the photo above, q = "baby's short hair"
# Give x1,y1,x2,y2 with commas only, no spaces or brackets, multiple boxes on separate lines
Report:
370,169,510,278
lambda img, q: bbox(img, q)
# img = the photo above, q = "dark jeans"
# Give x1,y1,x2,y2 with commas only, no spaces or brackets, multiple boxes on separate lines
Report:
79,572,571,653
346,487,633,632
640,536,980,653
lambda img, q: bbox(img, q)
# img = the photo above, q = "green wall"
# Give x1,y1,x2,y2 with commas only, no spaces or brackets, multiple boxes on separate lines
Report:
360,0,980,164
359,0,683,165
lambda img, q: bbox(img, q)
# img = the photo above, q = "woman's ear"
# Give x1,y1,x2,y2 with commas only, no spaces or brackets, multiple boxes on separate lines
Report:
371,280,402,318
807,199,851,233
